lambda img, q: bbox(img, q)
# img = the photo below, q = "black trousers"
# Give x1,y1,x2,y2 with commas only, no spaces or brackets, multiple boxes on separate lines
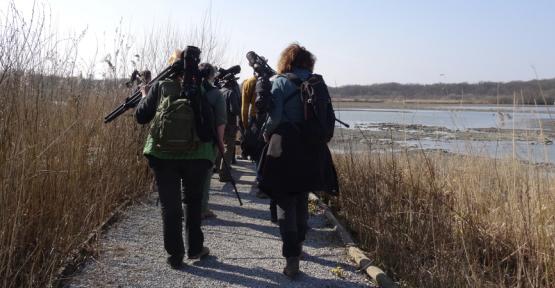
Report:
275,192,309,258
270,199,277,222
147,156,210,258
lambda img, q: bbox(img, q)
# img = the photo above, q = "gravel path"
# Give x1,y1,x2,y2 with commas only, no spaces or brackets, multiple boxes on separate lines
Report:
64,160,371,287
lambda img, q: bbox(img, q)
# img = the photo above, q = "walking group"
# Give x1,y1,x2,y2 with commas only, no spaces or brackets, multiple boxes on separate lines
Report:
130,43,339,279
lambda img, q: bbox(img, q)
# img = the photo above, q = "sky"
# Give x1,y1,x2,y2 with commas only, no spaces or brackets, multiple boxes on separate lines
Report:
5,0,555,85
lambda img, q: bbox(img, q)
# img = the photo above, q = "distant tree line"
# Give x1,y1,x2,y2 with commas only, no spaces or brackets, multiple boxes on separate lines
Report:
16,72,555,105
329,78,555,105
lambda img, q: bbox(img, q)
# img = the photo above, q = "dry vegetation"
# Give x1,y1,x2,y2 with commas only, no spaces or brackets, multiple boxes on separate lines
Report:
2,1,553,288
0,2,223,287
333,146,555,287
0,5,149,288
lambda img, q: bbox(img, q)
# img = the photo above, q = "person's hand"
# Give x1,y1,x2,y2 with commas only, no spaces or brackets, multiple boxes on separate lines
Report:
140,85,149,97
218,141,225,156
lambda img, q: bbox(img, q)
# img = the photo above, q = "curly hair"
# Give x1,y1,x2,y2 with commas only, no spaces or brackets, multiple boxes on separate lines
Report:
276,43,316,74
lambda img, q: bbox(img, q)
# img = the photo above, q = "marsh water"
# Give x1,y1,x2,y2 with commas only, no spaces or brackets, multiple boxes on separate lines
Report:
335,106,554,131
333,105,555,164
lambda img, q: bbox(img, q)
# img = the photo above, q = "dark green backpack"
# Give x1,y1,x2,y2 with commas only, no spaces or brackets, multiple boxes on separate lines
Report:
149,79,201,154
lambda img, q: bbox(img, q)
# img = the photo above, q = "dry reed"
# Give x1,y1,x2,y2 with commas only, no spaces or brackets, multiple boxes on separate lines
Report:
333,145,554,287
0,1,224,287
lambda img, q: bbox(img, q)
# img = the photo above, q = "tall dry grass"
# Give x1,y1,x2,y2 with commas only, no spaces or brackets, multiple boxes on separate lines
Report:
0,4,149,287
0,1,224,287
333,145,555,287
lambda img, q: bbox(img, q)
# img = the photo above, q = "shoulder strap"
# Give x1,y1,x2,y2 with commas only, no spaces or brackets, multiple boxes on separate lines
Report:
280,73,305,105
154,81,168,108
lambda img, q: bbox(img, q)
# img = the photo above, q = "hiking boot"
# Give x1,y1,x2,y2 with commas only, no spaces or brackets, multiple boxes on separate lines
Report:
167,254,184,269
283,257,300,278
219,175,232,182
188,247,210,260
201,210,217,220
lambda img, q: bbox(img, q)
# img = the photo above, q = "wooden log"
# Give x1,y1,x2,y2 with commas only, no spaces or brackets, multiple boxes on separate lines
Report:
348,246,398,288
310,193,398,288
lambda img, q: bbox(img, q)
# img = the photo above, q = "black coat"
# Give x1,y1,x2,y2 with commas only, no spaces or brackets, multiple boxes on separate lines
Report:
258,122,339,199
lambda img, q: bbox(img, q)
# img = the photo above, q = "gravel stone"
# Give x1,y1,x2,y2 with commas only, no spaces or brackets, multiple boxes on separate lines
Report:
64,160,372,287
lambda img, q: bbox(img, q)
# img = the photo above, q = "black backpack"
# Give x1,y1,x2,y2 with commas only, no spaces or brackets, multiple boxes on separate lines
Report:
284,73,336,144
254,77,273,114
189,80,217,143
221,85,241,117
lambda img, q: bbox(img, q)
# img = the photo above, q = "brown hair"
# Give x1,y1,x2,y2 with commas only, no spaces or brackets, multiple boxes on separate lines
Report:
276,43,316,74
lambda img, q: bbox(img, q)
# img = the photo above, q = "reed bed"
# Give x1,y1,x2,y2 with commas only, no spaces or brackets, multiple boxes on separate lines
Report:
333,147,555,287
0,2,223,286
0,71,153,288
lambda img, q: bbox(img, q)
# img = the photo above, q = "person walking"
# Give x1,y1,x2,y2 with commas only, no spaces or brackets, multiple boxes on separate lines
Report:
258,43,338,278
199,63,227,219
241,75,278,222
240,76,262,163
215,72,241,182
135,49,226,269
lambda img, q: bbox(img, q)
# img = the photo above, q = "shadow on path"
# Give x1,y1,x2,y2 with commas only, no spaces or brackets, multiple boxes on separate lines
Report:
204,217,279,238
65,159,370,288
183,256,282,287
181,256,367,288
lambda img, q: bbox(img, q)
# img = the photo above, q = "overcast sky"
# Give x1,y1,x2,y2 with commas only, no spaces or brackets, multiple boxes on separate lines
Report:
6,0,555,85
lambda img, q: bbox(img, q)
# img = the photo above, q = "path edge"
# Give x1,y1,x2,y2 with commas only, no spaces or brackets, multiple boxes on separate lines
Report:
309,193,399,288
52,195,140,287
